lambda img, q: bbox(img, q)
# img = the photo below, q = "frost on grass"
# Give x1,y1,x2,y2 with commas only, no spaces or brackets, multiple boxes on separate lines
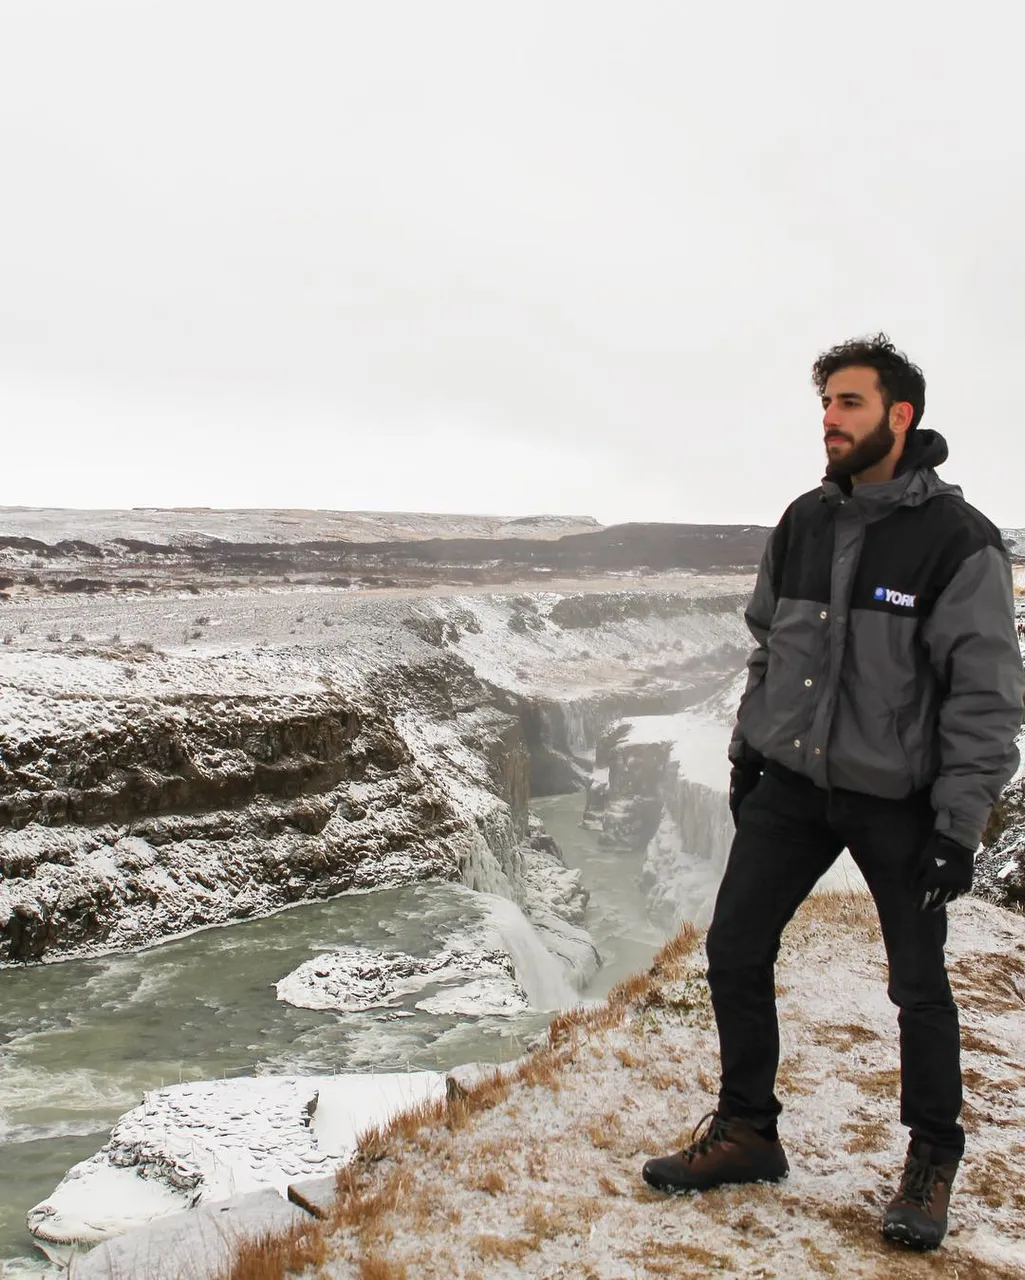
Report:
226,894,1025,1280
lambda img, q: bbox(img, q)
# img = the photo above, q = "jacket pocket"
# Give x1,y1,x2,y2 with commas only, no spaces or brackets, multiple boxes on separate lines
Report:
888,712,915,790
737,601,825,758
830,682,916,798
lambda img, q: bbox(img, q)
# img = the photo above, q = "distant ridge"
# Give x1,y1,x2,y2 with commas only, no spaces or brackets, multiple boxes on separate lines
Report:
0,508,603,545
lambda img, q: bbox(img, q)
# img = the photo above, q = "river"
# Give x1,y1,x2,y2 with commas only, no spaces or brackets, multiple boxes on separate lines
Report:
0,790,668,1274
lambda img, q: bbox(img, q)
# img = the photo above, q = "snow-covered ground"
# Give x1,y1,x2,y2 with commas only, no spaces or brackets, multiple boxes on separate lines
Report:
302,893,1025,1278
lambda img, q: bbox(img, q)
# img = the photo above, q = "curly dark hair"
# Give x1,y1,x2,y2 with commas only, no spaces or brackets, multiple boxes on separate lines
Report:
811,333,926,431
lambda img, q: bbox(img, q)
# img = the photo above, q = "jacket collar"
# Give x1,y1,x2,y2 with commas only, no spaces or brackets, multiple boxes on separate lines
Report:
819,429,961,519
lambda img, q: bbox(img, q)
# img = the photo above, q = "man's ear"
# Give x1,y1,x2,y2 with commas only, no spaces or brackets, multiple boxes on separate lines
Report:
890,401,914,436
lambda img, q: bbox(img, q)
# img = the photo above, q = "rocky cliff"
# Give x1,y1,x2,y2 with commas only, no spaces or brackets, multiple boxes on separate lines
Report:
0,652,506,963
0,583,752,964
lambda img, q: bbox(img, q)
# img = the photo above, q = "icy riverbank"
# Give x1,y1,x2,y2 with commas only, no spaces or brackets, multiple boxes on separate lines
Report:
26,1071,450,1258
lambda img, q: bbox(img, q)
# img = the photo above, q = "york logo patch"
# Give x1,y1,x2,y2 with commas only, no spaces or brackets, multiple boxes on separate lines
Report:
874,586,917,608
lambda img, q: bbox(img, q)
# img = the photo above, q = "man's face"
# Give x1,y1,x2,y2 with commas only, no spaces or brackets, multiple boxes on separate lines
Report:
821,365,897,479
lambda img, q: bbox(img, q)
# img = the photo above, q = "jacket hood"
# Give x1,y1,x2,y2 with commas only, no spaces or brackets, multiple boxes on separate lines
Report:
896,428,948,474
821,427,961,518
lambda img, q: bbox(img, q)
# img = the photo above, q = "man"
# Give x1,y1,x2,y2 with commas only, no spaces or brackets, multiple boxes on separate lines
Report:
642,334,1023,1250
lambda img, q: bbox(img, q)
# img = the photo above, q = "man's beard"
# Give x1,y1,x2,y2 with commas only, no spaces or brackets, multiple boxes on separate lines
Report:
824,414,895,480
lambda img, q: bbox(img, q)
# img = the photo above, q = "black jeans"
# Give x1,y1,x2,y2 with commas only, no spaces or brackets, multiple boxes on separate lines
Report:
706,764,963,1156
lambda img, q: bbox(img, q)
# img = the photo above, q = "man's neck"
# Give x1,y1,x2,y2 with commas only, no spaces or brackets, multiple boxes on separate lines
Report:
853,443,907,487
852,458,898,486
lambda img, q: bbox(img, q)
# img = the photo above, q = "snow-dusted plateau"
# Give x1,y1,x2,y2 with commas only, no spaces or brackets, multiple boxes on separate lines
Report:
0,506,1023,1278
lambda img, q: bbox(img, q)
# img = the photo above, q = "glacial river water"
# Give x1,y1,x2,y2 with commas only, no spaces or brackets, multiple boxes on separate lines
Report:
0,792,666,1274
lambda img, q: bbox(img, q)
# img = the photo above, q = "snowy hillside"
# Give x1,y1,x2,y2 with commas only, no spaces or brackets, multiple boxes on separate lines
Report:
197,894,1025,1279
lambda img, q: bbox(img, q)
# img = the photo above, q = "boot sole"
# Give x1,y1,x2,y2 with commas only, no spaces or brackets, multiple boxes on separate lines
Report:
643,1170,789,1195
882,1220,942,1251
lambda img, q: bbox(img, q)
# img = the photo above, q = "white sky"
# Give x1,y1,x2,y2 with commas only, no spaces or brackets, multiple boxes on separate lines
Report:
1,1,1022,527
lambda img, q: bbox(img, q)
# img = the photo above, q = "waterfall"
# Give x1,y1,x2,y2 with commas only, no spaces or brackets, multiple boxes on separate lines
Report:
477,891,578,1012
454,810,591,1006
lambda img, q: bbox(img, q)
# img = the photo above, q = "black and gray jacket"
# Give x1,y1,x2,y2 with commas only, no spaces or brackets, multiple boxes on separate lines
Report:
730,430,1024,848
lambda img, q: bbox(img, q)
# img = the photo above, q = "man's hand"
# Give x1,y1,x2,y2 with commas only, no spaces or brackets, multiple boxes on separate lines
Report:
729,763,763,827
914,833,975,910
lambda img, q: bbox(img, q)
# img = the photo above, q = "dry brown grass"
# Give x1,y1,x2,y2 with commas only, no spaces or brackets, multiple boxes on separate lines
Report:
841,1115,891,1154
471,1233,537,1264
799,1237,841,1274
222,1222,326,1279
642,1065,680,1091
961,1025,1008,1056
475,1168,506,1195
795,889,881,937
624,1238,737,1272
852,1067,901,1100
960,1150,1025,1217
697,1067,718,1093
586,1110,623,1150
962,1065,1024,1109
814,1201,1025,1279
522,1198,582,1240
358,1256,408,1280
777,1051,818,1097
812,1022,881,1052
597,1172,624,1197
949,951,1025,1014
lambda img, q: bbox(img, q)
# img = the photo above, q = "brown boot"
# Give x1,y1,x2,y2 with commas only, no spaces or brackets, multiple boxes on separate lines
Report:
642,1111,789,1194
882,1141,960,1250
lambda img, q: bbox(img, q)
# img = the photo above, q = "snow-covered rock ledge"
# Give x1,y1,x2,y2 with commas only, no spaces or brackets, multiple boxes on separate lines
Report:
276,943,531,1018
26,1071,449,1260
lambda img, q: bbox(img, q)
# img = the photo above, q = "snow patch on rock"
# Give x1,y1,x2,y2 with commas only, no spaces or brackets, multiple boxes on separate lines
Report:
27,1072,446,1249
276,944,527,1016
414,977,529,1017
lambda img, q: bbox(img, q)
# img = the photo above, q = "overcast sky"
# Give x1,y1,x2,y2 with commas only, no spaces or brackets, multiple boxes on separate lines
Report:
1,1,1022,527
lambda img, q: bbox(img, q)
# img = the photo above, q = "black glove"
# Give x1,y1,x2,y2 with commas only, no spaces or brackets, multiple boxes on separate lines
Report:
729,763,763,827
914,833,975,911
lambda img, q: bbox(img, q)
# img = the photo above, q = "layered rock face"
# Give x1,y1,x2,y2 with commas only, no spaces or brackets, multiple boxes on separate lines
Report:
0,653,505,962
0,584,752,964
581,712,733,929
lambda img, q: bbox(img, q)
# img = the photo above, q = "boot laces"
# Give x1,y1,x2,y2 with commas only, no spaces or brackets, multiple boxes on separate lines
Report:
682,1112,730,1162
899,1155,940,1208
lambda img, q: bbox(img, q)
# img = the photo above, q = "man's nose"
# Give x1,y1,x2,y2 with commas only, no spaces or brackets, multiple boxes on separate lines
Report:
823,405,842,432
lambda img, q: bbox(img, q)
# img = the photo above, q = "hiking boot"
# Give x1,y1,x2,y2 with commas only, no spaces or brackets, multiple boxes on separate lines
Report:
642,1111,789,1193
882,1141,960,1250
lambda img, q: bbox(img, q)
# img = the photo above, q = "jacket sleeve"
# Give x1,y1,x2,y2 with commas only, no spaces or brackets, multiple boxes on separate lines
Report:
728,526,781,767
922,543,1024,848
